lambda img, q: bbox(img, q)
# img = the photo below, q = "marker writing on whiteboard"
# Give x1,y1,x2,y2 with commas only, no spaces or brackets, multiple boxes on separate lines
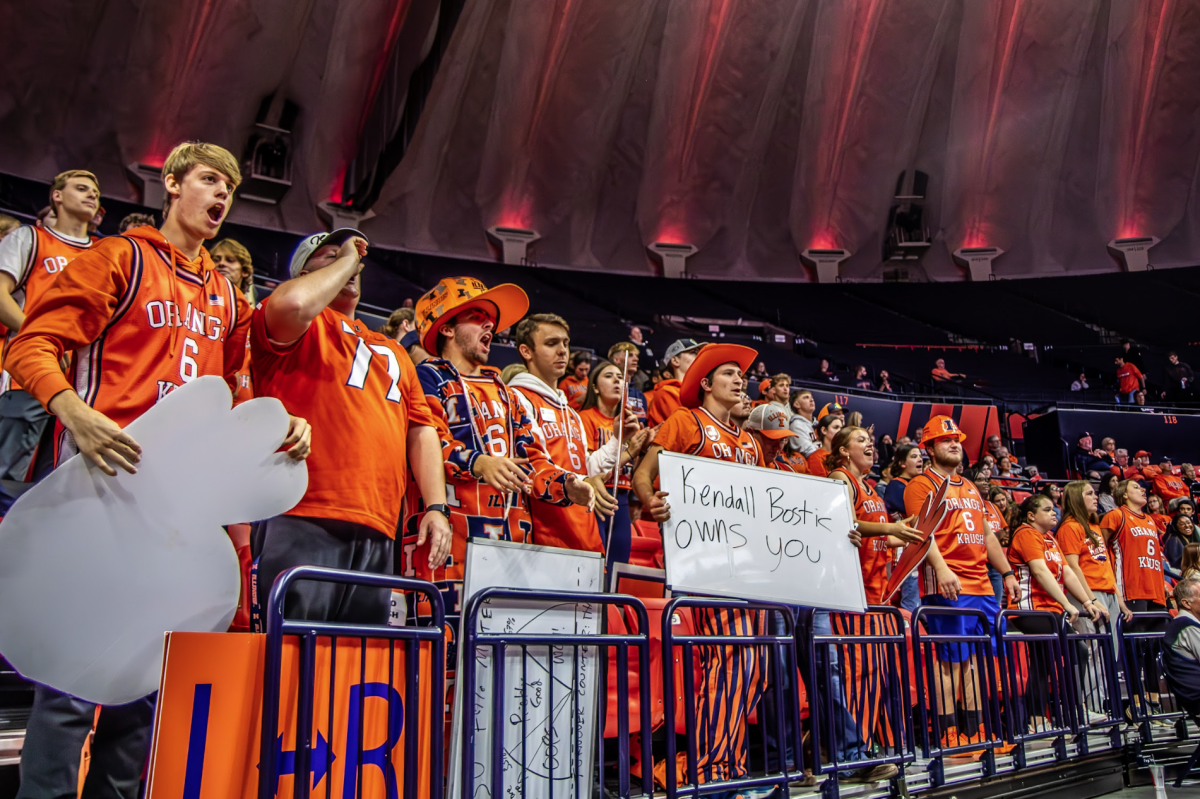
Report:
679,466,757,517
766,487,831,530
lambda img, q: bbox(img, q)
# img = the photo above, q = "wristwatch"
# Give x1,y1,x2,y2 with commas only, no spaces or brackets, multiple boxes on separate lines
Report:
427,503,452,520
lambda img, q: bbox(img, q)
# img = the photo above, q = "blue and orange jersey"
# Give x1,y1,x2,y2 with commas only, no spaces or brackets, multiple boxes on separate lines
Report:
654,407,761,466
832,467,894,605
404,358,574,616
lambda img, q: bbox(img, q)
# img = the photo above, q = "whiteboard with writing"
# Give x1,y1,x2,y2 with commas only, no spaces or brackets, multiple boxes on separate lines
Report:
448,539,604,799
659,451,867,612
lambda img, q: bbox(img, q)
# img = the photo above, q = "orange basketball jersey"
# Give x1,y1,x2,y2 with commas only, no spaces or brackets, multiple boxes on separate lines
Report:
250,302,435,536
1101,506,1164,603
905,469,991,597
832,467,894,605
6,228,250,464
1007,524,1066,612
654,407,762,466
0,225,93,391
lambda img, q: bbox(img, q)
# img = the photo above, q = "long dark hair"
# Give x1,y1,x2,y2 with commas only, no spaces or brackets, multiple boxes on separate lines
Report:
1098,473,1117,496
888,444,919,479
579,360,618,414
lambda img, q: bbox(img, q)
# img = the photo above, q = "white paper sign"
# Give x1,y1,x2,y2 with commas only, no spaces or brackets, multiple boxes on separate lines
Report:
658,451,866,611
448,540,603,799
0,376,308,703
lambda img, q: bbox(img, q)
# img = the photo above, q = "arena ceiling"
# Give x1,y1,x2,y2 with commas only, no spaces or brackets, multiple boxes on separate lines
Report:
3,0,1200,281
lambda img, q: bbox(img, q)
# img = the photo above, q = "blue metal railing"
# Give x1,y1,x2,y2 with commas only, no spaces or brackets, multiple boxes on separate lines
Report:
661,597,804,799
1060,614,1124,754
994,610,1072,766
258,566,446,799
1118,611,1186,745
460,588,653,799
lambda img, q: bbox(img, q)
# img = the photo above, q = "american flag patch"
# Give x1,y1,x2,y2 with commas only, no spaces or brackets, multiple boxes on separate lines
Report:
207,293,225,306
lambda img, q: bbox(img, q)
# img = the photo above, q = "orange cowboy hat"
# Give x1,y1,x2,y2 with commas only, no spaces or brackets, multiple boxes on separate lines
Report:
920,415,967,446
680,343,758,409
415,277,529,355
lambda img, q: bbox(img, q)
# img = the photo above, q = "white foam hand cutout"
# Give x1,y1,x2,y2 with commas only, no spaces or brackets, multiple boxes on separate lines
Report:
0,376,308,704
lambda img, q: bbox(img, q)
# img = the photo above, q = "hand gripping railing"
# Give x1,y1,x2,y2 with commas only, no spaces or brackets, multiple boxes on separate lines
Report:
258,566,446,799
460,588,653,799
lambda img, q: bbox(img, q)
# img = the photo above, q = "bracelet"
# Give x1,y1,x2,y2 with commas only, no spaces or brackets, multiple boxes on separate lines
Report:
1001,570,1014,579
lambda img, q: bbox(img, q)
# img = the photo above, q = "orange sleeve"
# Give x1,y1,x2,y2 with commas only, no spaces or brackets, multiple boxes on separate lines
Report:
903,474,933,518
806,450,828,477
653,408,701,454
1099,509,1122,537
1008,527,1044,566
1057,520,1086,556
7,239,131,411
648,383,681,427
223,291,253,405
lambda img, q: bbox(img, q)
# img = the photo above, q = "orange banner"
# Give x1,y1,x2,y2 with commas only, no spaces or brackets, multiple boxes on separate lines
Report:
146,632,434,799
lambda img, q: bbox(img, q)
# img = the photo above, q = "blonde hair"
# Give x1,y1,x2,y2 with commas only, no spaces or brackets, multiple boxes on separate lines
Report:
49,170,100,215
161,142,242,217
0,214,18,239
381,307,415,339
210,239,253,292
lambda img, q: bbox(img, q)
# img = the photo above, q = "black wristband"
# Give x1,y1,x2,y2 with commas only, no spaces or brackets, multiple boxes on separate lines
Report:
1001,570,1014,579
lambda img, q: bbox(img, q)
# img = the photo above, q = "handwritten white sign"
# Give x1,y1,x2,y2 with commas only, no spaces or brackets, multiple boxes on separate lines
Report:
659,452,866,611
448,540,603,799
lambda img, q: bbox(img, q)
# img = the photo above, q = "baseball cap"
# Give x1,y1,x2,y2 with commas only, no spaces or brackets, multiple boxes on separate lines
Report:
920,415,967,446
1159,455,1172,464
679,343,758,409
744,404,797,439
816,402,845,421
414,277,530,355
288,228,366,278
663,338,703,367
1077,431,1092,441
1135,450,1151,459
758,378,770,397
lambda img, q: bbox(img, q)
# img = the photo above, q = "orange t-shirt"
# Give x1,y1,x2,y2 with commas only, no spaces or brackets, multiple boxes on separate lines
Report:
647,379,682,426
1,225,94,391
512,381,600,552
579,406,632,489
1117,363,1143,394
806,448,830,477
1101,506,1165,603
1152,472,1189,502
558,374,589,410
1056,517,1115,593
654,407,761,466
905,470,992,597
1008,524,1067,613
832,467,893,605
780,448,809,474
251,301,435,537
983,501,1006,537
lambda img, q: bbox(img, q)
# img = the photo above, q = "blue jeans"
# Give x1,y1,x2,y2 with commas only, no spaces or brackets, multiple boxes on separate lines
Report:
900,573,920,614
808,611,868,764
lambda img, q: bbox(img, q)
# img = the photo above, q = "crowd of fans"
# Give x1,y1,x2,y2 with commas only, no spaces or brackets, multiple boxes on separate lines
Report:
1,149,1199,798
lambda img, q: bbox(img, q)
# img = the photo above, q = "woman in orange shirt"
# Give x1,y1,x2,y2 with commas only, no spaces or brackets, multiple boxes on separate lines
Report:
806,413,843,477
578,360,654,575
1007,494,1102,729
1058,480,1127,718
1146,494,1171,533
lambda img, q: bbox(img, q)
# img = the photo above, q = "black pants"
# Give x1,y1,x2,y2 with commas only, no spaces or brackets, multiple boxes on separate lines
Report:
252,515,394,626
17,687,155,799
1011,616,1056,722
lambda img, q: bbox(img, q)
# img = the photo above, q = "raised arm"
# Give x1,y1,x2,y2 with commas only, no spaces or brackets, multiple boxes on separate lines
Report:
263,237,365,344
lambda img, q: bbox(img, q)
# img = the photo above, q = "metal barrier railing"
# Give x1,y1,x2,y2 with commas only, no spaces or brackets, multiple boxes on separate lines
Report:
804,606,915,797
1061,615,1123,754
994,610,1072,766
460,588,653,799
1118,611,1186,744
662,597,804,799
258,566,446,799
911,606,1003,787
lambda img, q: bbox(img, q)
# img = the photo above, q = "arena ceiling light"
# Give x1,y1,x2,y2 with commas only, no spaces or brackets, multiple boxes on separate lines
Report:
800,248,851,283
1107,236,1159,272
952,246,1003,281
487,226,541,265
647,242,697,279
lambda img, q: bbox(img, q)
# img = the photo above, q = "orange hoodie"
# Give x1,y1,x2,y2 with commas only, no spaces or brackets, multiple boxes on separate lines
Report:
7,225,251,434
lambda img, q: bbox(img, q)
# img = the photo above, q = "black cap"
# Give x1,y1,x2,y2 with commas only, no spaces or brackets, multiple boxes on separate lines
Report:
1078,431,1092,441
